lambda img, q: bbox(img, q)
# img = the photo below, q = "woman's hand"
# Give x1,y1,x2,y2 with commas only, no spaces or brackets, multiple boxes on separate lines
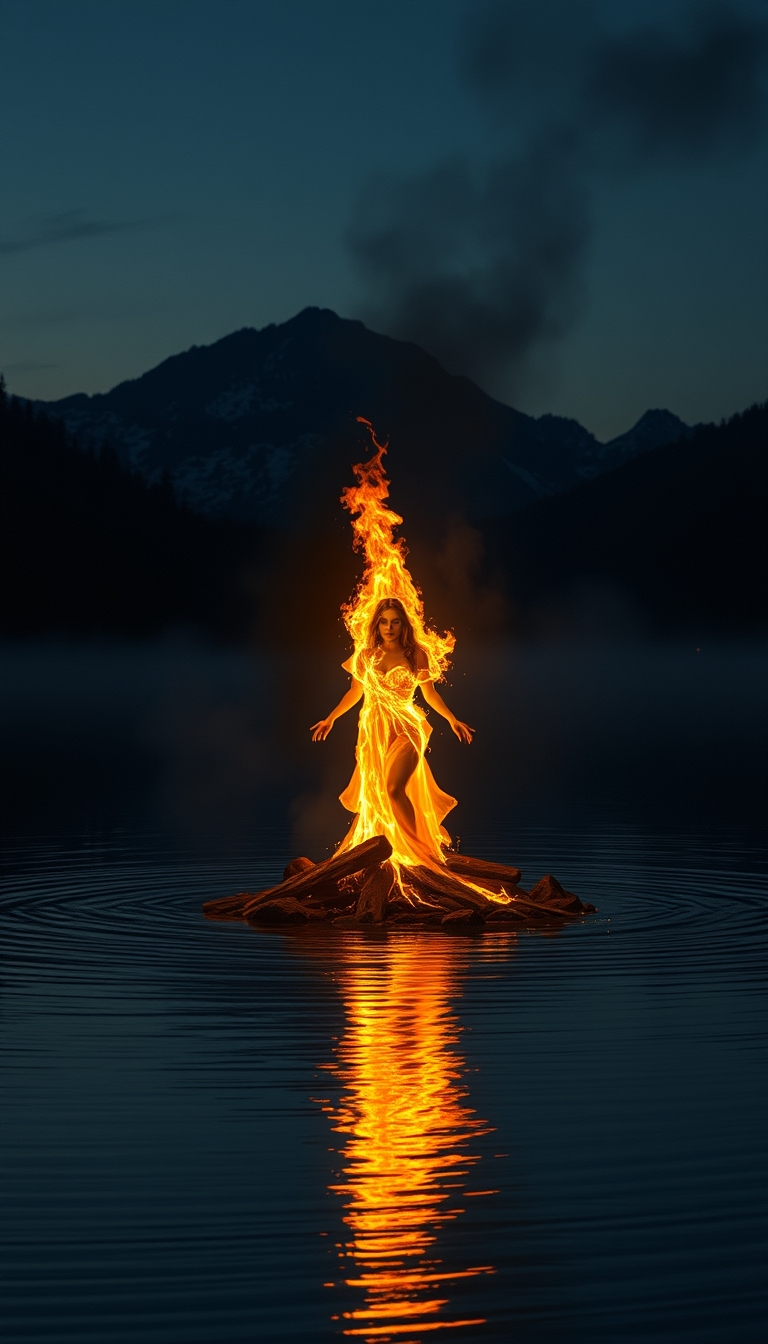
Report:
451,718,474,744
311,683,363,742
311,718,334,742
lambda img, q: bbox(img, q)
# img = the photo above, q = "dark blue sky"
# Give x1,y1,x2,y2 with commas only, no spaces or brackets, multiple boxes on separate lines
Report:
1,0,766,437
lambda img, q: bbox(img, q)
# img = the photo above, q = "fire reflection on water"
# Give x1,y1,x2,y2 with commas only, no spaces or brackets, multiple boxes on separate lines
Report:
315,934,513,1341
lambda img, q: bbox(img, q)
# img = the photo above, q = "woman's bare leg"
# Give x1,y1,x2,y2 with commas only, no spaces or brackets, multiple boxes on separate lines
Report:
386,737,419,842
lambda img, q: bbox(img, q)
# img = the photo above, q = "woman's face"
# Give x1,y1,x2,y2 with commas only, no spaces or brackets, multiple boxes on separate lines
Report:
378,608,403,644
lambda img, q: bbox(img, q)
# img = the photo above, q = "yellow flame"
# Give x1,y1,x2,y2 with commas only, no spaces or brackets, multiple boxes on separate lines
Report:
336,421,458,871
341,419,454,685
335,423,511,911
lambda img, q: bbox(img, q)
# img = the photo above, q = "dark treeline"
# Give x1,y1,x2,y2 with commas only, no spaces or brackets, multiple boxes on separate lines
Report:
2,378,765,643
0,381,263,639
488,404,768,635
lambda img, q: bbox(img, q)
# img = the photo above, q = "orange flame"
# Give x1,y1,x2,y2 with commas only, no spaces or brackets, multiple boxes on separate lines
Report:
337,421,456,871
336,421,511,910
341,419,455,686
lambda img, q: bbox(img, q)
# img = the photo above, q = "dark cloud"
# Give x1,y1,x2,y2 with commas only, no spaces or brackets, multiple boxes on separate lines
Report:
0,209,170,258
348,134,588,388
349,1,768,393
584,6,768,162
462,0,597,106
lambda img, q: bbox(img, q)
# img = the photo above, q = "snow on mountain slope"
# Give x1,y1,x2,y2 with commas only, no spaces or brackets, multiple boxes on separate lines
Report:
38,308,687,526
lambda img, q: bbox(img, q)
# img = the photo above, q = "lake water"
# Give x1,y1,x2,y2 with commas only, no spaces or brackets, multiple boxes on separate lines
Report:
1,639,766,1343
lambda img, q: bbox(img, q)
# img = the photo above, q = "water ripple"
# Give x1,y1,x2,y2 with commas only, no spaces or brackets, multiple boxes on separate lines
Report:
1,822,766,1343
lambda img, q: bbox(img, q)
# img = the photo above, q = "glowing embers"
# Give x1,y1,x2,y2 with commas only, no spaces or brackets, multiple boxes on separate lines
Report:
318,939,495,1339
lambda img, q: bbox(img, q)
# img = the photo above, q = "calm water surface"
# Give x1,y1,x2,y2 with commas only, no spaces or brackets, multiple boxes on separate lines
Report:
2,813,766,1343
2,639,766,1341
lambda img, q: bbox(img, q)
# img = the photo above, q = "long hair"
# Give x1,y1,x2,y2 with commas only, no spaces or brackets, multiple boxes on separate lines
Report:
366,597,419,670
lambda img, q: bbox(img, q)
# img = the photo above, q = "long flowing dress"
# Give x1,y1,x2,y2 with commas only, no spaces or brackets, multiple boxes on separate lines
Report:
336,650,457,868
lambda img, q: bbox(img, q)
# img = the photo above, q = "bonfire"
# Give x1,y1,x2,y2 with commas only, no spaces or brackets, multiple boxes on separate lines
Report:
204,422,595,930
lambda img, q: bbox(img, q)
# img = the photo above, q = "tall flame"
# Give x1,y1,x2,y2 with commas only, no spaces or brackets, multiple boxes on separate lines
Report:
337,420,457,870
341,419,454,686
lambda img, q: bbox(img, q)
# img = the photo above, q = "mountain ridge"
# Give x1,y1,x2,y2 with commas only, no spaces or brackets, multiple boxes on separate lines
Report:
3,375,764,641
487,402,768,635
34,307,688,527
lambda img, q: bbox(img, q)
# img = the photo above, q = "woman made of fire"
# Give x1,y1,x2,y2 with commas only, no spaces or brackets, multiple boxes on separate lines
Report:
310,421,474,873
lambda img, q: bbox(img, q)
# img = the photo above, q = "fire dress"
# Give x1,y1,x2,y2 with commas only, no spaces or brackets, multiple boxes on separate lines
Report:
337,650,457,868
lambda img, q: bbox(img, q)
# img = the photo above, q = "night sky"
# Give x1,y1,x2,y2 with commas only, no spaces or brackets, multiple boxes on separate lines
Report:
2,0,766,438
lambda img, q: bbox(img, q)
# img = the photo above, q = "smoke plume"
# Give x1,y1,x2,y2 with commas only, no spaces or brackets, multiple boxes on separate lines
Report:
348,1,768,395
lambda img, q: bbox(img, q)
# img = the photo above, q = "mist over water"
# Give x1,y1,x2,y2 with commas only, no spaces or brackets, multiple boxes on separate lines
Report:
1,637,766,1342
1,635,764,842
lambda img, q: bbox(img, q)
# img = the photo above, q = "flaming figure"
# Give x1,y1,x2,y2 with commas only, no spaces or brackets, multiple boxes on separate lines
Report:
311,420,479,891
205,425,592,926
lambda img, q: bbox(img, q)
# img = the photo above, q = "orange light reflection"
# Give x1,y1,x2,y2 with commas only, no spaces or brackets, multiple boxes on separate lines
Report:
319,936,496,1341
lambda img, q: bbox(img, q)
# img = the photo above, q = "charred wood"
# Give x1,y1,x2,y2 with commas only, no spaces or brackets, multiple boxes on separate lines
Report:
203,835,392,921
441,907,483,927
304,883,359,909
283,856,315,881
356,861,396,923
203,845,596,929
528,874,596,913
408,864,498,912
247,896,326,925
445,854,522,887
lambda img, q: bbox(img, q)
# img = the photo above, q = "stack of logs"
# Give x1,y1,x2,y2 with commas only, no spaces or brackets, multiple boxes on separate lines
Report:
203,835,596,929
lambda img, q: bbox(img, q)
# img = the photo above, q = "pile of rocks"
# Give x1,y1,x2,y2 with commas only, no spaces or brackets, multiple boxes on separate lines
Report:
203,835,596,929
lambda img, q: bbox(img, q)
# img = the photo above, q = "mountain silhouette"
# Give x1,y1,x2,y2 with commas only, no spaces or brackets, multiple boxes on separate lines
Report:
39,307,687,530
3,365,764,640
488,403,768,635
0,383,260,639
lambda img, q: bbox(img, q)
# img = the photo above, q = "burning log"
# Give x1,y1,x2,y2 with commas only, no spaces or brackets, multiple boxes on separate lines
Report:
356,861,396,923
445,854,522,887
202,837,597,930
481,878,597,921
227,437,600,935
391,867,595,924
396,872,457,912
202,834,392,921
406,865,498,912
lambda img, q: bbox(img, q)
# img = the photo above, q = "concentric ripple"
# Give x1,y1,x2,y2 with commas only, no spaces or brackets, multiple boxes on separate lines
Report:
1,819,766,1343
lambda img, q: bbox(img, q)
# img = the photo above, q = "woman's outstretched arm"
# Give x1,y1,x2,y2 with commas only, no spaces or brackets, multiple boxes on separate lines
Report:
310,679,363,741
420,680,474,743
413,652,474,743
